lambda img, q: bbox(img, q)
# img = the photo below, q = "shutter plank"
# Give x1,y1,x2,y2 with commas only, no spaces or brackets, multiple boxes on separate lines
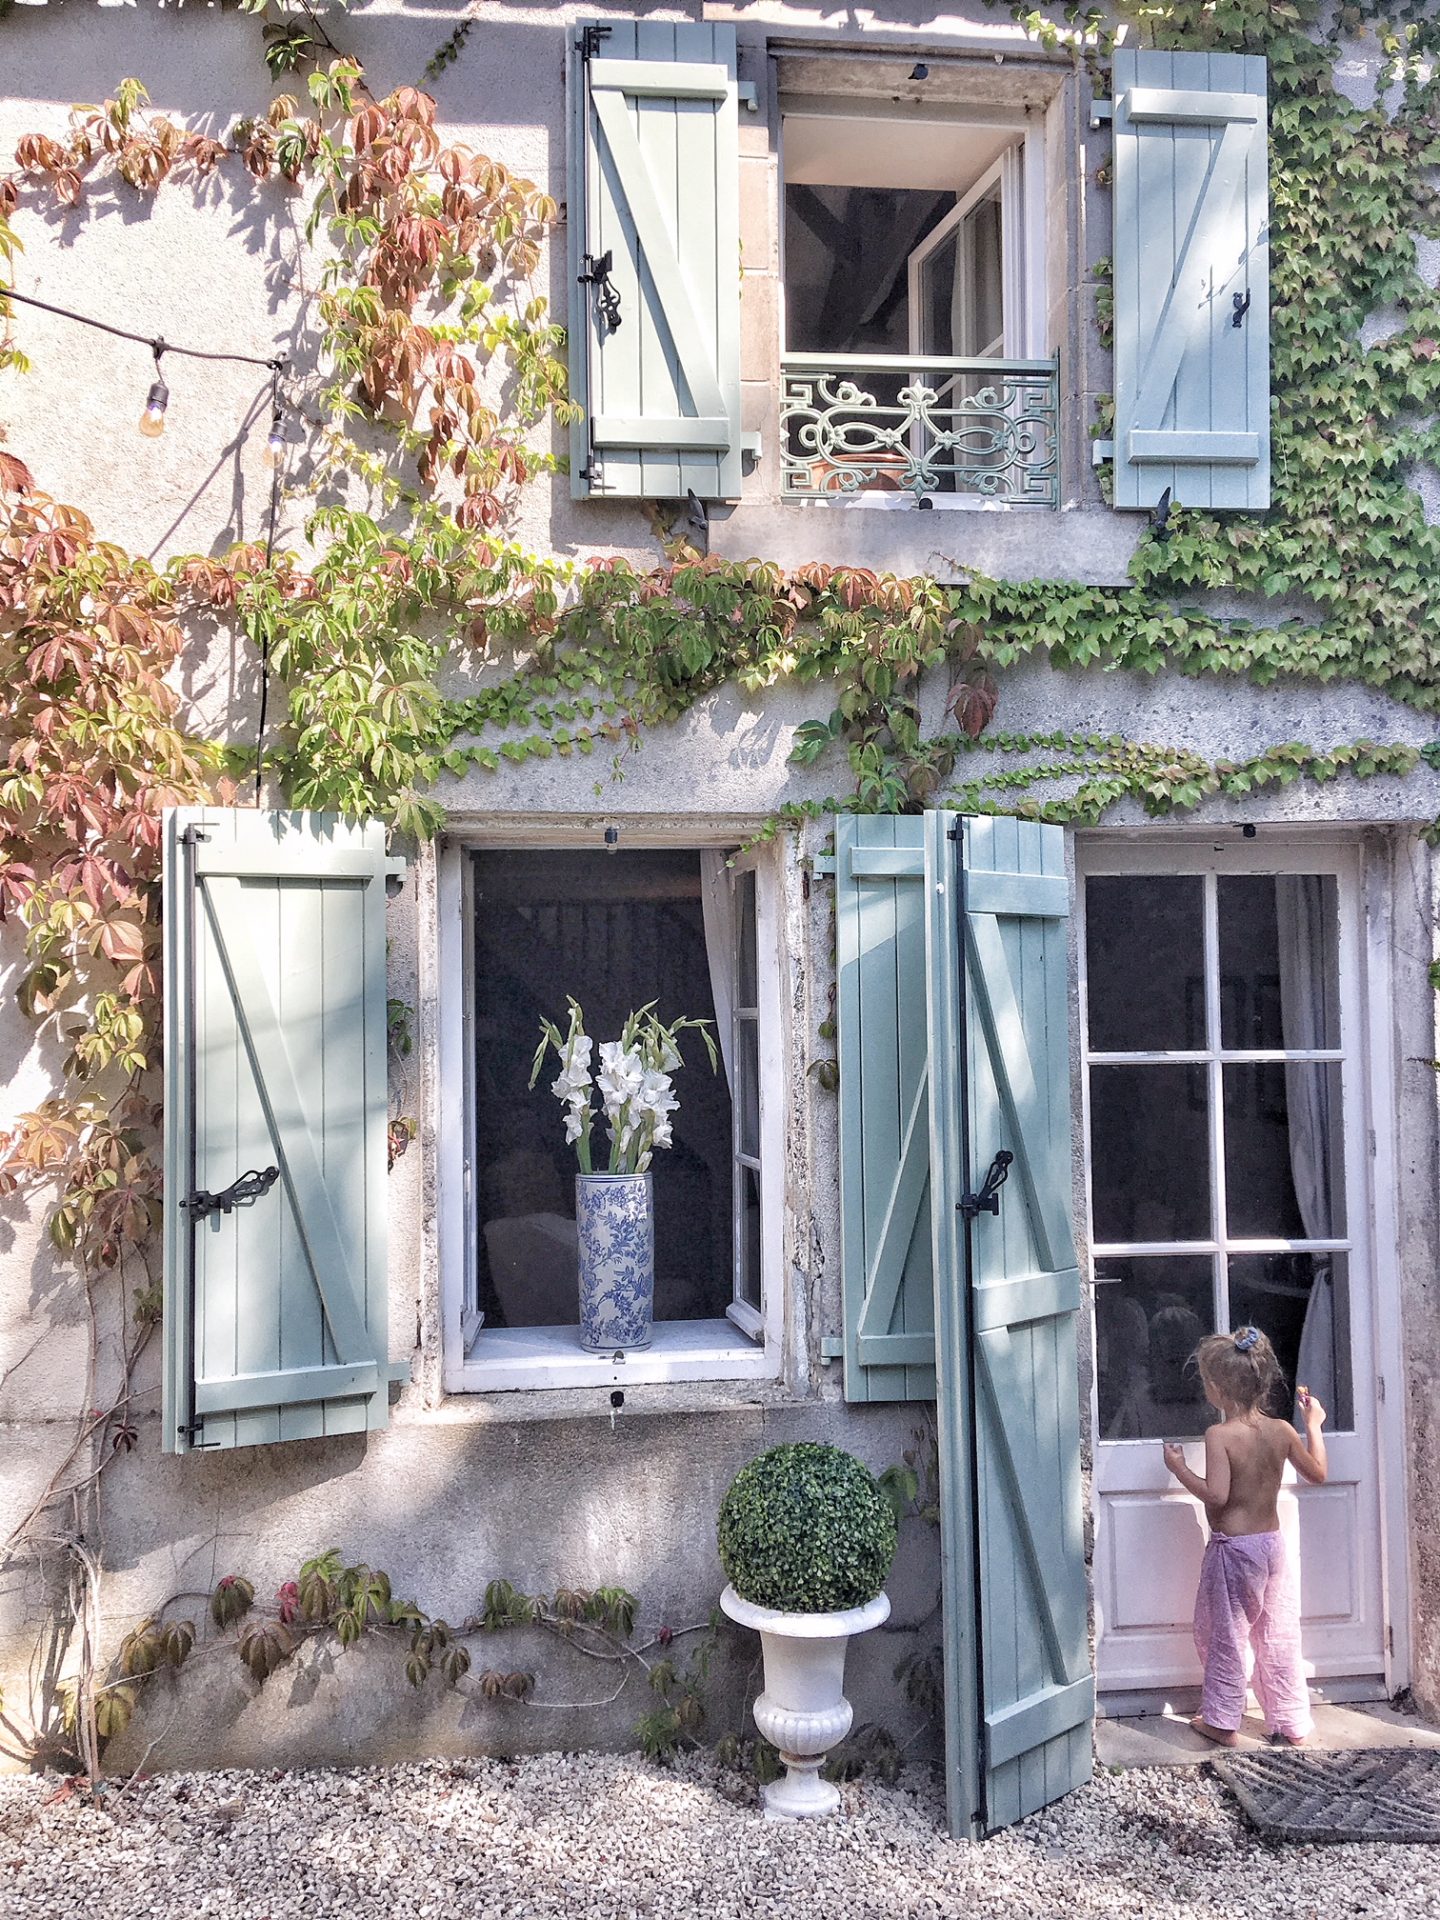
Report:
570,20,741,500
163,810,390,1453
926,817,1091,1834
203,877,375,1369
1112,49,1269,510
836,815,937,1402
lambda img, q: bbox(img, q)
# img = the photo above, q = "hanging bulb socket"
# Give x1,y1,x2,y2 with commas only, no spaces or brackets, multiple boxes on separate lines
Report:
604,826,620,854
139,342,169,438
263,406,286,471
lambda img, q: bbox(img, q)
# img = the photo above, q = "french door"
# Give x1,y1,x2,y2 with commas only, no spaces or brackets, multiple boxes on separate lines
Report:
1078,838,1391,1697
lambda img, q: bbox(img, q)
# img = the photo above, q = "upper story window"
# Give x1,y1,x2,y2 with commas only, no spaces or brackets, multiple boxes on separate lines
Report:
778,98,1056,505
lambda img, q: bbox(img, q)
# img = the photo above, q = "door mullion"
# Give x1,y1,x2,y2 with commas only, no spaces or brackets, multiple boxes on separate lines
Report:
1203,872,1231,1333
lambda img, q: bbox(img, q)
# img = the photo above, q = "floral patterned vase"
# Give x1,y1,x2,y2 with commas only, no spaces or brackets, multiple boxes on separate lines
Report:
575,1172,654,1351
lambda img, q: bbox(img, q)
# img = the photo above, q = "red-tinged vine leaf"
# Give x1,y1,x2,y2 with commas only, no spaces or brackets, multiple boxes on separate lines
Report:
1415,337,1438,360
238,1619,294,1683
276,1580,301,1626
96,917,146,966
946,671,999,740
0,452,34,496
210,1574,256,1629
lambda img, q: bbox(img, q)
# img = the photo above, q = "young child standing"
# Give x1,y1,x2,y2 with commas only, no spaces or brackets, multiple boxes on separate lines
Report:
1162,1326,1328,1748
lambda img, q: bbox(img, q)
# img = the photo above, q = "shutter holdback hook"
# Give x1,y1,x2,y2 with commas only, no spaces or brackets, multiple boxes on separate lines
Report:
958,1149,1014,1220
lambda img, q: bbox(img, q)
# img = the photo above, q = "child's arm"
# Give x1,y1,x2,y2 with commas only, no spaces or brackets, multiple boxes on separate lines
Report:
1288,1390,1328,1485
1162,1427,1230,1510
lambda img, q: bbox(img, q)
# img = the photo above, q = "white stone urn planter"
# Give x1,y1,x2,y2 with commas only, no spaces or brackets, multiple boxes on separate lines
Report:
720,1582,891,1819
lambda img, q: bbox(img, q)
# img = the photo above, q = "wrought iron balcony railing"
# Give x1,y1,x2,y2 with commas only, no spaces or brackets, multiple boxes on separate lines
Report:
779,353,1060,506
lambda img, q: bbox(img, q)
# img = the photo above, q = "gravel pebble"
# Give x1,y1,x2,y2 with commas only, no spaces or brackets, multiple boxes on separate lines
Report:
0,1750,1436,1920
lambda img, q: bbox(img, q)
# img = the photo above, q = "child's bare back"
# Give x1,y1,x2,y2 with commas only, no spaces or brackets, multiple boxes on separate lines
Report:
1203,1415,1298,1536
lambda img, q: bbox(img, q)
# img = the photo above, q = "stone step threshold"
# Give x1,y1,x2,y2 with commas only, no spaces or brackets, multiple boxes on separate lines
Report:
1096,1700,1440,1770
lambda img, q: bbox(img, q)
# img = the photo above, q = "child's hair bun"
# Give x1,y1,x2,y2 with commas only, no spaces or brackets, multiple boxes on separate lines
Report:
1233,1326,1260,1352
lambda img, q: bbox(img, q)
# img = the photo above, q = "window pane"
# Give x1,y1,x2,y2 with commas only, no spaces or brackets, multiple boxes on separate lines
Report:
1086,875,1205,1052
471,849,733,1327
1218,874,1340,1051
1223,1062,1346,1239
738,1017,760,1159
737,868,757,1009
738,1164,762,1311
1228,1252,1353,1432
1094,1254,1217,1439
1089,1064,1211,1242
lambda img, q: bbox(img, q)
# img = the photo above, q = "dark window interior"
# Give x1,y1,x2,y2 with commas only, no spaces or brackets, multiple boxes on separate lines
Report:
471,849,732,1329
783,183,955,352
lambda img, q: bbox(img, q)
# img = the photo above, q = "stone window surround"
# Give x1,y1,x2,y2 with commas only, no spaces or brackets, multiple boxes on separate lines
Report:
418,823,792,1402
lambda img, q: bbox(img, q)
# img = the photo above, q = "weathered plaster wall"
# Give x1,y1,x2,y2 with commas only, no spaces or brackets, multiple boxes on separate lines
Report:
1,0,1438,1771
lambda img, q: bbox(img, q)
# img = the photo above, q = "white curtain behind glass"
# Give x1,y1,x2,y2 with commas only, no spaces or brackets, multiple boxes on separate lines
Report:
1276,875,1338,1428
700,852,735,1086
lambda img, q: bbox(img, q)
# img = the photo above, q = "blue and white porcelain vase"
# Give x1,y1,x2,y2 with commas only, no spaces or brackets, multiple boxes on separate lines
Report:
575,1172,654,1351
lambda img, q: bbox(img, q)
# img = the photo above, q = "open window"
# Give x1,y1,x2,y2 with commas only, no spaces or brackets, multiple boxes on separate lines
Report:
779,97,1056,505
440,841,782,1391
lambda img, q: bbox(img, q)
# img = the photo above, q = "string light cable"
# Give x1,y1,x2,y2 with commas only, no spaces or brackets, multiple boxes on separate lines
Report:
1,281,292,799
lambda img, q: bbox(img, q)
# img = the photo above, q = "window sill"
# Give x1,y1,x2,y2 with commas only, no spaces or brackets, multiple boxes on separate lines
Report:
443,1316,779,1394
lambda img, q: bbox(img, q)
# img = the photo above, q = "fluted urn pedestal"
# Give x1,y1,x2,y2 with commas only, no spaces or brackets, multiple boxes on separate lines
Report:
719,1584,891,1819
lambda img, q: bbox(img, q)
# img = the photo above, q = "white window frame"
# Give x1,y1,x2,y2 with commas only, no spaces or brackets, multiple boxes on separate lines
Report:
436,830,785,1393
776,97,1048,510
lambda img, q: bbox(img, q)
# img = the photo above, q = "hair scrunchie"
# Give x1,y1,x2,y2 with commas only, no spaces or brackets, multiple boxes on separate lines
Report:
1233,1326,1260,1352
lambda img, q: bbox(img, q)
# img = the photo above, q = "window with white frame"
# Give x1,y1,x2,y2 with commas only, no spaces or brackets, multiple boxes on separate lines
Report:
440,842,782,1390
778,93,1055,504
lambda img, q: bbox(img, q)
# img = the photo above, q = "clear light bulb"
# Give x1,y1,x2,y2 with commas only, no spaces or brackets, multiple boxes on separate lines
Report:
263,418,286,470
138,377,169,439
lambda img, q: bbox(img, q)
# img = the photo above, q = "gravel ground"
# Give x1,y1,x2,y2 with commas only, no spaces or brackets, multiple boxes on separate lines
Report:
0,1750,1436,1920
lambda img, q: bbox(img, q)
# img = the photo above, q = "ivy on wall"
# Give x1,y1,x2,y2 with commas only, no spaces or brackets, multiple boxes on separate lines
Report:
2,0,1440,1772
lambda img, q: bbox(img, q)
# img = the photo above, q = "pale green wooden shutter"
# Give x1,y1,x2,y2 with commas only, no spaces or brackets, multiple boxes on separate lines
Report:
927,815,1092,1835
568,19,742,502
162,809,392,1453
1111,50,1269,509
835,816,937,1402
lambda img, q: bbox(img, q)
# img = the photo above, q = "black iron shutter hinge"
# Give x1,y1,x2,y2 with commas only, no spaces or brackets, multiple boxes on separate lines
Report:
577,23,611,59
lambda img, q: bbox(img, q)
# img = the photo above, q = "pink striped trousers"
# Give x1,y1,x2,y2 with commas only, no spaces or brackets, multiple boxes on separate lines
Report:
1193,1529,1312,1741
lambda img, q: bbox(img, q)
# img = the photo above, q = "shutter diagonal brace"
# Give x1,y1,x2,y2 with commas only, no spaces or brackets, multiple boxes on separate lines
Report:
199,875,375,1370
1127,114,1255,452
856,1064,929,1352
589,84,728,421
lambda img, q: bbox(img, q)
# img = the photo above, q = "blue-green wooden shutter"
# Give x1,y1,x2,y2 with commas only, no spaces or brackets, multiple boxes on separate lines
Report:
835,816,936,1402
1112,50,1269,510
568,19,742,502
930,816,1092,1834
162,809,392,1453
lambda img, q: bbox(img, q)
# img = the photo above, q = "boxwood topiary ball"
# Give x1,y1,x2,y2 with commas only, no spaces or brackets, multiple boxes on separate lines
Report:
717,1442,897,1614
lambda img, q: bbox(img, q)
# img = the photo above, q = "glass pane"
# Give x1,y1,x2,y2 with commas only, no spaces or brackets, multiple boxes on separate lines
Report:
1086,875,1205,1052
1094,1254,1217,1439
1228,1252,1353,1432
1223,1062,1346,1239
738,1017,760,1159
1089,1064,1211,1242
957,185,1004,357
921,229,960,355
471,848,733,1327
738,1163,762,1310
1218,874,1340,1050
737,868,757,1009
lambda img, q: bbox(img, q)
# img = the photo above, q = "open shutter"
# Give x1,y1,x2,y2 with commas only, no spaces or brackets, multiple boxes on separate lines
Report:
835,816,936,1402
1111,49,1269,509
568,19,742,502
963,819,1092,1827
162,809,392,1453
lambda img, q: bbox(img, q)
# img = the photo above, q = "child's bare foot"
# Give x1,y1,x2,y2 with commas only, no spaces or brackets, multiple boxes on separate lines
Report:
1189,1717,1241,1747
1271,1730,1309,1746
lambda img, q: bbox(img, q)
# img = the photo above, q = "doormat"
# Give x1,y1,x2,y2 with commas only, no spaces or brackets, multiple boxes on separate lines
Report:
1213,1749,1440,1844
